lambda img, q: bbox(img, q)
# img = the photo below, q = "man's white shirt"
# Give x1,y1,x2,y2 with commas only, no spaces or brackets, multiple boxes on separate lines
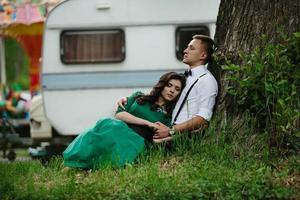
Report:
171,65,218,124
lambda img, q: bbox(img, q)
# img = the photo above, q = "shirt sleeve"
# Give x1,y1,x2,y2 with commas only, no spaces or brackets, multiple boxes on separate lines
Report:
115,91,143,114
195,76,218,121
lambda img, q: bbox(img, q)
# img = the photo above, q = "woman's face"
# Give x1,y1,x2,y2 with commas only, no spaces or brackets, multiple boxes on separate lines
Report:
160,79,182,102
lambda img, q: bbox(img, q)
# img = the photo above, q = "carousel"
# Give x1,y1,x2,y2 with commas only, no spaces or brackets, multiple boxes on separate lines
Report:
0,0,61,93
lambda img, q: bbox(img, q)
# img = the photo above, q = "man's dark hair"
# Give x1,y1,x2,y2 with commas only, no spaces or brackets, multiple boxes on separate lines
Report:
192,34,214,63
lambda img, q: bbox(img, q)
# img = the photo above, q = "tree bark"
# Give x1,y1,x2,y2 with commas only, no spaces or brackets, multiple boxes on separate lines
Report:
214,0,300,116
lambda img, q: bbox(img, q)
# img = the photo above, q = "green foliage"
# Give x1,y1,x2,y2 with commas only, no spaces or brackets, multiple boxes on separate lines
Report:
223,32,300,155
4,38,30,90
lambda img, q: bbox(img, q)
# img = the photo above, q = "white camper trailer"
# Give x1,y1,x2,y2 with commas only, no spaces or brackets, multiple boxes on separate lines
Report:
40,0,220,137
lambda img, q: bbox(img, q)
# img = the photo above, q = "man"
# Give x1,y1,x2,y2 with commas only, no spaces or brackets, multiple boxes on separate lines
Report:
153,34,218,140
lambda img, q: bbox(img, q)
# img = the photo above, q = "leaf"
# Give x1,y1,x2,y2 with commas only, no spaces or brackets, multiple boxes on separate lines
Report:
293,32,300,38
265,83,274,93
222,64,241,71
277,80,288,86
277,99,285,108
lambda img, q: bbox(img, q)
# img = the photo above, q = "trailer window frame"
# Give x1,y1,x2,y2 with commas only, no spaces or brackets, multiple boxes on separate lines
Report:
60,29,125,64
175,25,210,61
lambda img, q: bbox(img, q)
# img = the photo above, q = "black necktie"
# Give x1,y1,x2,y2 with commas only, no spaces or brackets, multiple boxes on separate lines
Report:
184,70,192,77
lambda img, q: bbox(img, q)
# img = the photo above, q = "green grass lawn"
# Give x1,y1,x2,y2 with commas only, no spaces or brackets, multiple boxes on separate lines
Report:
0,122,299,200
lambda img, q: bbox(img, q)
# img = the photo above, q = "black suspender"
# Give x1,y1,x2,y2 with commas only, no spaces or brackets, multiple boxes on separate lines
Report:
173,73,207,124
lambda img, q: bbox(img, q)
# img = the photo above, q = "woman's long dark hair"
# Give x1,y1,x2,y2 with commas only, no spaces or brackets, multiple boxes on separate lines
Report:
136,72,186,116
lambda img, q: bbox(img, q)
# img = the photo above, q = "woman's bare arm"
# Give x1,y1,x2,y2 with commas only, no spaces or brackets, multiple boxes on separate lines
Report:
115,111,156,127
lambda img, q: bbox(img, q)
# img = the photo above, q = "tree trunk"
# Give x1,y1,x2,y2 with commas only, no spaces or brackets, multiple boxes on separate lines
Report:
214,0,300,115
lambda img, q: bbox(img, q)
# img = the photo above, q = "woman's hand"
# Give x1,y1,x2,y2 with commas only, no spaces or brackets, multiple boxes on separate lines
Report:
117,97,127,110
153,122,170,139
145,121,159,130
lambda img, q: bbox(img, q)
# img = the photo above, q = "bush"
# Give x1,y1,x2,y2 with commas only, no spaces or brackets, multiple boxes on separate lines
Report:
222,32,300,155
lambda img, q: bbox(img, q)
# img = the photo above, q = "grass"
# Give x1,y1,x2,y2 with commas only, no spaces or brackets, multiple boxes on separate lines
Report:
0,119,299,200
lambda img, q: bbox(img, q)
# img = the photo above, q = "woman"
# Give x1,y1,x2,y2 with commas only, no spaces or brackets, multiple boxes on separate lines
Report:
63,72,186,169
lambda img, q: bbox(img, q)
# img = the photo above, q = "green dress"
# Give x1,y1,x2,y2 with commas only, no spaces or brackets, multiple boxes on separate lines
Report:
63,92,171,169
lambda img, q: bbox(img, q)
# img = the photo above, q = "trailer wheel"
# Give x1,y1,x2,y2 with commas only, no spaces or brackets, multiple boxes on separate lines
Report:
7,150,16,161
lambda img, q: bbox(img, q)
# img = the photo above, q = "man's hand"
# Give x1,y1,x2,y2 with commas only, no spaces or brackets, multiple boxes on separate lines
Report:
117,97,127,110
153,122,170,139
153,136,173,143
146,121,160,130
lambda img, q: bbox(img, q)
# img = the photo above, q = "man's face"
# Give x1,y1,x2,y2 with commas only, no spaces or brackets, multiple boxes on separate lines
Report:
183,39,207,67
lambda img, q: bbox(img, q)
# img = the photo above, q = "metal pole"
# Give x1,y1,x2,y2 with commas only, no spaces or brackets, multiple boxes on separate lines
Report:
0,36,6,85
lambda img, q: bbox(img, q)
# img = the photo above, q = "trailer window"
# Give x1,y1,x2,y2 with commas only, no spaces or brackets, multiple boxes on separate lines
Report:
176,26,209,60
61,30,125,64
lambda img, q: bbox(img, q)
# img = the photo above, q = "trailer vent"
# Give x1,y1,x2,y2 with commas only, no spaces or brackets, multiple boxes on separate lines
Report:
96,0,111,9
